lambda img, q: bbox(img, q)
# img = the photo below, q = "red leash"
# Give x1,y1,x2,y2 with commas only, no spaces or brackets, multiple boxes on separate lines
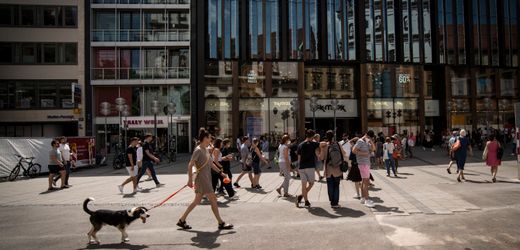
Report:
149,185,190,210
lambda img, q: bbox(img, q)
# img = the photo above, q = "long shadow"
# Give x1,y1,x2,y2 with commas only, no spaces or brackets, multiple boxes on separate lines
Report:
464,179,491,184
307,206,365,218
371,204,405,214
243,187,268,194
39,188,62,195
368,196,384,203
395,172,414,176
186,229,236,249
80,242,149,250
369,186,382,191
122,193,136,198
497,180,520,184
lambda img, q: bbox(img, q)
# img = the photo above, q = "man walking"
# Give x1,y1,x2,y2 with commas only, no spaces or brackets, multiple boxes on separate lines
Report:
353,130,376,208
296,130,321,207
136,134,163,188
54,137,71,187
233,136,254,188
118,137,139,194
446,131,458,174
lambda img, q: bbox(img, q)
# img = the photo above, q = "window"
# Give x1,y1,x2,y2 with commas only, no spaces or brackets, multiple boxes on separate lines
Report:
94,48,116,79
21,44,37,64
0,5,13,25
1,80,76,110
64,6,77,26
327,0,356,61
289,0,318,59
21,6,36,26
207,0,239,59
42,44,57,63
42,7,58,26
63,43,77,64
0,43,13,63
39,82,57,108
15,81,35,109
249,0,280,59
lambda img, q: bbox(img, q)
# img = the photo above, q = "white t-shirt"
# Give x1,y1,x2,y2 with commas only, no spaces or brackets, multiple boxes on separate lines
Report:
59,143,71,161
340,140,352,159
136,146,143,162
383,142,395,160
278,144,290,163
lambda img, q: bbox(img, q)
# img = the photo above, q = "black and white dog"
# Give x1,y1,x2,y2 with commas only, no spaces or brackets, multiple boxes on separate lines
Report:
83,197,150,244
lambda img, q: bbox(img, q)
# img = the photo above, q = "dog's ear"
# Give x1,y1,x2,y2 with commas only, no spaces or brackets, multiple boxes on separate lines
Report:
127,207,137,217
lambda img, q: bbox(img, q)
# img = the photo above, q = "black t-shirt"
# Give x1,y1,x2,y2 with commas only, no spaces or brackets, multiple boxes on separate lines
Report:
125,146,137,167
142,142,153,162
289,143,298,163
220,147,231,169
297,140,320,169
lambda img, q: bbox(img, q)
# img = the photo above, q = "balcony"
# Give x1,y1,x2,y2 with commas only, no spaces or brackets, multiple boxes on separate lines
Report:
92,0,189,4
92,67,190,80
92,29,190,42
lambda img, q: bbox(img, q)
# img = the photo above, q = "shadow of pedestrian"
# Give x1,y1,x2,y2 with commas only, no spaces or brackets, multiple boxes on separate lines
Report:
80,242,148,250
464,179,491,184
497,180,520,184
186,230,236,249
395,172,414,176
369,186,382,191
39,188,61,195
122,193,136,198
371,204,405,214
369,196,384,203
243,188,268,194
307,206,365,218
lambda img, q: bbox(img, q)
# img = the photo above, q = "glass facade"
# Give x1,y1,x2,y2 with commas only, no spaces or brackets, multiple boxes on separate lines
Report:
207,0,239,59
327,0,356,60
0,80,75,110
0,4,77,27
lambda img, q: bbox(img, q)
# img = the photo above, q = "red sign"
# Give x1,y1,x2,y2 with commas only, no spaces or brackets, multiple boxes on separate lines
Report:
67,137,95,167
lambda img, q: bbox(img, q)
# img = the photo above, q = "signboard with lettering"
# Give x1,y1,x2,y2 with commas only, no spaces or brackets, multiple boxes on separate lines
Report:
123,116,169,129
304,99,358,118
424,100,440,117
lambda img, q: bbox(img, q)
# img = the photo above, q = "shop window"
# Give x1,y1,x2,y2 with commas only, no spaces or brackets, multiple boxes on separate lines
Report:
169,85,190,116
272,62,298,97
239,62,266,97
475,70,495,97
39,82,58,108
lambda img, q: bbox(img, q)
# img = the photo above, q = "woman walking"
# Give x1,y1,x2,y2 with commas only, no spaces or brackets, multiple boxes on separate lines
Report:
251,138,269,189
321,130,345,208
276,135,292,197
383,137,397,177
177,128,233,230
346,137,362,199
454,129,472,182
219,139,235,197
484,134,501,183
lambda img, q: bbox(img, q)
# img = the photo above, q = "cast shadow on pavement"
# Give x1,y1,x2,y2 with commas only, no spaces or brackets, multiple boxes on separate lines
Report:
80,242,149,250
307,206,365,219
186,229,236,249
395,172,414,176
371,204,405,214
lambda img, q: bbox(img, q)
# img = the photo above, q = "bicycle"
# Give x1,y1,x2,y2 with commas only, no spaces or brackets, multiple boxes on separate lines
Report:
8,154,41,181
112,151,126,169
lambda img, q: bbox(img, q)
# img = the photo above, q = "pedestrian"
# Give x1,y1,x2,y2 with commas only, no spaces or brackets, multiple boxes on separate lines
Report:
177,128,233,230
383,137,397,177
53,137,71,187
320,130,345,208
352,130,376,208
483,134,501,183
401,135,408,159
219,139,236,197
346,137,362,199
295,129,321,207
289,139,300,178
234,136,254,188
48,140,67,191
407,132,415,158
136,134,163,188
392,135,402,173
453,129,472,182
276,135,292,197
446,131,459,174
376,136,384,167
118,137,139,194
251,138,269,189
70,143,77,170
210,138,227,195
313,134,324,181
260,136,271,169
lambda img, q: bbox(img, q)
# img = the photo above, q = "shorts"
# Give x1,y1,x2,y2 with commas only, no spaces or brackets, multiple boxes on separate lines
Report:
241,163,252,172
252,162,261,175
126,166,138,177
48,165,59,174
359,164,371,179
299,168,315,184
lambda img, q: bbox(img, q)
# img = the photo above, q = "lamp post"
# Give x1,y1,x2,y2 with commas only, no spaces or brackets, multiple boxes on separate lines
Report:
122,104,129,147
151,100,160,149
310,96,318,131
166,102,176,161
115,97,126,152
290,98,297,137
331,98,339,136
100,102,111,156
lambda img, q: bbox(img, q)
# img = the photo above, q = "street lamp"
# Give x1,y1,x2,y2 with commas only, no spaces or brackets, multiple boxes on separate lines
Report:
309,96,319,131
100,102,111,156
331,98,339,136
290,99,297,137
115,97,126,152
151,100,160,149
122,104,129,148
166,102,176,162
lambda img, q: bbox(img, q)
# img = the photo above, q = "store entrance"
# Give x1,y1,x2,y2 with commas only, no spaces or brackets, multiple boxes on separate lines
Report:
305,118,361,139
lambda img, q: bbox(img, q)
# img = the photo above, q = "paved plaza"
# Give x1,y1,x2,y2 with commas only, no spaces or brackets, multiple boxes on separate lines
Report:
0,148,520,249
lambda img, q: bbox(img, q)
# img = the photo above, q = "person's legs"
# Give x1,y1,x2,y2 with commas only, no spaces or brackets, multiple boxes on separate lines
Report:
48,173,54,189
59,170,66,188
385,159,391,176
121,177,133,186
281,166,291,193
146,162,160,185
136,162,149,183
333,176,341,206
390,159,397,176
326,177,334,204
179,192,203,222
207,193,225,224
394,159,399,173
65,161,71,185
492,166,498,180
361,178,370,199
212,171,219,191
354,182,361,198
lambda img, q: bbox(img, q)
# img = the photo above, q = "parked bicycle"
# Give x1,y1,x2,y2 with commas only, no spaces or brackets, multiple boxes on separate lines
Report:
112,151,126,169
8,154,41,181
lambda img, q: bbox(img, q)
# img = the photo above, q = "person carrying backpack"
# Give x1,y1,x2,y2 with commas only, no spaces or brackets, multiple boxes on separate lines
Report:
320,130,347,208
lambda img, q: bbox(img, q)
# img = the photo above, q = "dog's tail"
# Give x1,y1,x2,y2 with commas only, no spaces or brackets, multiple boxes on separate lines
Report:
83,197,95,215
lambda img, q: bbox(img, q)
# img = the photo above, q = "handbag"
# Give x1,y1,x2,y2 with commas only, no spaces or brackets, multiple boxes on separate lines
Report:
482,143,489,160
451,138,461,152
336,142,348,172
497,142,504,160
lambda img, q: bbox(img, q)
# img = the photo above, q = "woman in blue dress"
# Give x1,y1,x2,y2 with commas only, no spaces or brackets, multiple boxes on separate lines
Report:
455,129,472,182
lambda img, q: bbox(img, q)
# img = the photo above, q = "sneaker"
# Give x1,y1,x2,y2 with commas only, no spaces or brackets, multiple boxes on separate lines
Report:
276,187,282,196
360,198,366,204
52,179,57,187
296,195,303,207
364,199,375,208
118,185,124,194
304,201,311,207
331,205,341,209
233,182,241,188
256,185,262,189
136,187,143,192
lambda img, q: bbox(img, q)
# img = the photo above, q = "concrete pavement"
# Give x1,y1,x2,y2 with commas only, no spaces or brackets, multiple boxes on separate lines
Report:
0,147,519,249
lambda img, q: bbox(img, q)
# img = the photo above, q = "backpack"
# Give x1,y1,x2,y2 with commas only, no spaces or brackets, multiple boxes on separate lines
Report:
327,143,348,172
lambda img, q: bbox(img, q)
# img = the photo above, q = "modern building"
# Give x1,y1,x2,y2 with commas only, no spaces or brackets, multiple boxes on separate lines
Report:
0,0,87,137
191,0,519,141
89,0,191,152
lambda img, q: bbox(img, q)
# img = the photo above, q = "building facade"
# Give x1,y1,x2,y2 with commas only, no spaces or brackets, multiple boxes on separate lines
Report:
0,0,87,137
192,0,520,141
90,0,192,152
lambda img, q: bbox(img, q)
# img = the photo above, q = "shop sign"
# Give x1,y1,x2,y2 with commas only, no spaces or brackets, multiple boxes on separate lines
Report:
304,99,358,118
122,116,169,129
424,100,440,117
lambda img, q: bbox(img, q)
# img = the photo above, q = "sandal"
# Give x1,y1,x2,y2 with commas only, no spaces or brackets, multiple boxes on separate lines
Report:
177,219,192,230
218,222,233,230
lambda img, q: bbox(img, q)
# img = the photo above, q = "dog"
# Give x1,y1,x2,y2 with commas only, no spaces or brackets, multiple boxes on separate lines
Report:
83,197,150,244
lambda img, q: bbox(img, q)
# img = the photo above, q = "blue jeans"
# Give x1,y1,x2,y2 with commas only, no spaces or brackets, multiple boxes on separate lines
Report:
137,160,159,185
385,159,396,175
326,176,341,206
